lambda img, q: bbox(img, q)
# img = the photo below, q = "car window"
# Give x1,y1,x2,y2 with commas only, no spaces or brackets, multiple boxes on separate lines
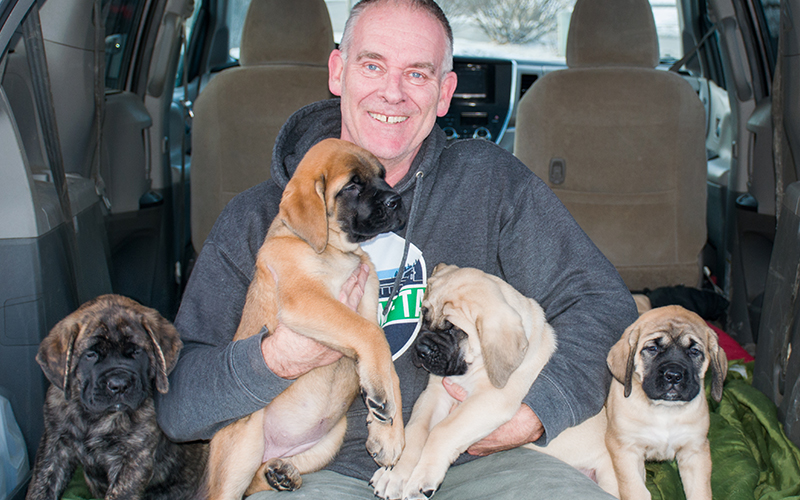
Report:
222,0,682,64
756,0,780,69
104,0,148,89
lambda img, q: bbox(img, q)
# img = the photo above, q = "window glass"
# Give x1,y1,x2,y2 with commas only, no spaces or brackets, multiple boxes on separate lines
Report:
105,0,148,89
228,0,250,59
225,0,682,64
756,0,780,65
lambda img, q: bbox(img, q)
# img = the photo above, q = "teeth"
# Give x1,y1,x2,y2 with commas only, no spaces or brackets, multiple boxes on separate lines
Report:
369,112,408,124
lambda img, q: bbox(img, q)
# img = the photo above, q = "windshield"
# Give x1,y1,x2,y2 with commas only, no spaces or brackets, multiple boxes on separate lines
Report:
226,0,682,64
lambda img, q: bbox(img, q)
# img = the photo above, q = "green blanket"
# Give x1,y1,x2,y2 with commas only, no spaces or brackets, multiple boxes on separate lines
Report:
647,362,800,500
62,362,800,500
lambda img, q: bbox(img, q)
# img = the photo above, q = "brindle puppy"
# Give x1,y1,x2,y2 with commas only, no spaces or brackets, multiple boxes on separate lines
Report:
26,294,207,500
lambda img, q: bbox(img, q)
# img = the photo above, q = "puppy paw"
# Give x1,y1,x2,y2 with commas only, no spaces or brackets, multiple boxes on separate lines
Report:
402,467,444,500
264,458,302,491
405,487,437,500
371,466,406,500
361,387,395,424
365,414,405,468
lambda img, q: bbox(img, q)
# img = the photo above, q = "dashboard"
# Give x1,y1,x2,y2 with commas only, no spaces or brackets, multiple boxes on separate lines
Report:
437,57,566,151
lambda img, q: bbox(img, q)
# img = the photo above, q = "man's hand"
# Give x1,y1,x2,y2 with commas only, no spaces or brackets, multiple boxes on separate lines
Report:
261,264,370,379
442,377,544,456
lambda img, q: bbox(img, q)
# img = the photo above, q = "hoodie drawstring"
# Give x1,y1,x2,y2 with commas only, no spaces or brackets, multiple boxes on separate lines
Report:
382,170,424,323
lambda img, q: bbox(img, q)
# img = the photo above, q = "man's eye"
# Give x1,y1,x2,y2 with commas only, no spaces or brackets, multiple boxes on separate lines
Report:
366,63,380,71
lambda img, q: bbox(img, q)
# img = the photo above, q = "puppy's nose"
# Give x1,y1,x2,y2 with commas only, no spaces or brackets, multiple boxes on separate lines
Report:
663,367,684,384
106,375,131,395
382,193,401,211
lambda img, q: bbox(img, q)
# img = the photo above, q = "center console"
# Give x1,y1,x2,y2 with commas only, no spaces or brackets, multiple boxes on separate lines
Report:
437,58,515,144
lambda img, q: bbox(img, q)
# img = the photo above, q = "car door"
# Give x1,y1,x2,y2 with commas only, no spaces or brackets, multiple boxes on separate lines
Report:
0,0,190,496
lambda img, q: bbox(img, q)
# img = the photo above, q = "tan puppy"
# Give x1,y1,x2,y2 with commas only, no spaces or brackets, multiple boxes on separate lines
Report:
526,409,619,497
371,264,557,500
205,138,405,499
605,305,727,500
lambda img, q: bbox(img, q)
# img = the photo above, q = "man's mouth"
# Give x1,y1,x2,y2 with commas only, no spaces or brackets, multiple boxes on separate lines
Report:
369,112,408,124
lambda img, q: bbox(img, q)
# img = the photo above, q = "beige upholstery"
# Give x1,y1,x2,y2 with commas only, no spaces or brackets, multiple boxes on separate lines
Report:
514,0,707,291
190,0,334,251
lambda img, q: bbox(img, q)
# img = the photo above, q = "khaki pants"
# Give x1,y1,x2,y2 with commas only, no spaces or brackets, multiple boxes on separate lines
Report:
246,447,615,499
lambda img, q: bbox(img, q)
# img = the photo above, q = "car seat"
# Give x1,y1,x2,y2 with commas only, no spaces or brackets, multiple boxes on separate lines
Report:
514,0,708,291
190,0,334,252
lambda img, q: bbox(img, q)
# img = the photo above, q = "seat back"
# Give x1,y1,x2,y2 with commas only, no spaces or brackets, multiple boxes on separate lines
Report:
514,0,707,291
190,0,334,251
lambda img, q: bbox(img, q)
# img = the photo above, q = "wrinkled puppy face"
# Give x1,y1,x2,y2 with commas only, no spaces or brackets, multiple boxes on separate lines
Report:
281,139,406,253
76,312,154,414
332,147,405,243
37,294,182,415
413,309,469,377
639,331,705,402
608,305,727,403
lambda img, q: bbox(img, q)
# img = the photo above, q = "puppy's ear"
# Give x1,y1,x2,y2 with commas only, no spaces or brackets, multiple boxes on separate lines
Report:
36,313,85,399
705,326,728,403
476,305,528,389
140,308,183,394
607,322,641,398
280,173,328,253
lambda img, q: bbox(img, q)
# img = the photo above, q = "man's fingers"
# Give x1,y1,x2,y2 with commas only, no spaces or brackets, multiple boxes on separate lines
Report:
443,377,468,402
339,264,369,311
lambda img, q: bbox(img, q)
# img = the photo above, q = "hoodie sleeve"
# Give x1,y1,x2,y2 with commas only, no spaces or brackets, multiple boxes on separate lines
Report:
499,174,639,445
155,188,292,442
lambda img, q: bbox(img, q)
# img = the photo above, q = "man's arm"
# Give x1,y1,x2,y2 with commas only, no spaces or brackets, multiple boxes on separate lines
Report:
499,174,639,446
155,240,290,441
442,378,542,455
156,238,367,442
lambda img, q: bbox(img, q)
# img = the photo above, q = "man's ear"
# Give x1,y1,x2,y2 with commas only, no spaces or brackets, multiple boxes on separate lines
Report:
436,71,458,117
329,49,344,97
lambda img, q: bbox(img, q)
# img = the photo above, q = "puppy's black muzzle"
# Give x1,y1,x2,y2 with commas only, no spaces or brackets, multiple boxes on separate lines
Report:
644,361,700,402
81,357,149,414
366,186,405,231
344,178,405,243
413,322,468,377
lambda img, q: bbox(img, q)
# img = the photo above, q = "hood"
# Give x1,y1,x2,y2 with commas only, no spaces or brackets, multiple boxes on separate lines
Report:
270,98,449,195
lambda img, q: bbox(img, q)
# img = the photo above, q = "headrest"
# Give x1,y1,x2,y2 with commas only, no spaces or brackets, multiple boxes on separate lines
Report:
566,0,660,69
239,0,334,67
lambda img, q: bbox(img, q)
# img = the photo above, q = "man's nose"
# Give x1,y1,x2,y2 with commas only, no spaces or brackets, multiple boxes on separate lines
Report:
380,70,405,103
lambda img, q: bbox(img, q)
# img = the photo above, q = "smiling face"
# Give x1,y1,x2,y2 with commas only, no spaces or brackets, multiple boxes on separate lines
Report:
328,1,457,185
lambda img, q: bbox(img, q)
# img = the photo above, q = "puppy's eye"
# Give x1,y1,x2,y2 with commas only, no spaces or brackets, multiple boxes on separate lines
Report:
341,182,362,194
126,346,143,357
688,346,703,357
642,345,659,355
85,351,98,361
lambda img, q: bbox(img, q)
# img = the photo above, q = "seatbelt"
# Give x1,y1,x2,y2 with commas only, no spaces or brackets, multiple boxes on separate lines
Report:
22,3,82,303
772,1,796,394
91,0,111,210
176,19,190,287
669,25,718,73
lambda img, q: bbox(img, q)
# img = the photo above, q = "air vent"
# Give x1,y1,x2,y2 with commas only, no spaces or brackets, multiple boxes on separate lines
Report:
519,74,538,98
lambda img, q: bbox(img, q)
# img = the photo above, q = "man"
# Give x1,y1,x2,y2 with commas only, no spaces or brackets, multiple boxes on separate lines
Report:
157,1,638,498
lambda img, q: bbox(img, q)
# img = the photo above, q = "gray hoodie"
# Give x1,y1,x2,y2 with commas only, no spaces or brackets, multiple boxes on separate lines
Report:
157,98,638,481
